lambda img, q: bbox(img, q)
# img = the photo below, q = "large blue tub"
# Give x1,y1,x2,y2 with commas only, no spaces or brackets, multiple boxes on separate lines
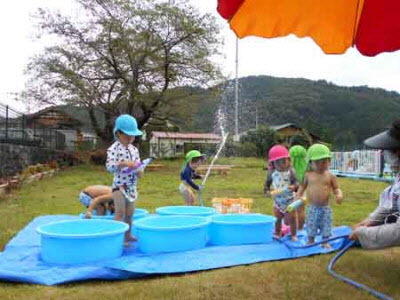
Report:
36,219,128,264
156,206,216,217
209,214,276,246
135,216,210,254
79,208,149,220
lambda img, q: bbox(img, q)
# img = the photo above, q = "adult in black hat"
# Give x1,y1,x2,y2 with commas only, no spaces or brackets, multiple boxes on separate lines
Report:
350,120,400,249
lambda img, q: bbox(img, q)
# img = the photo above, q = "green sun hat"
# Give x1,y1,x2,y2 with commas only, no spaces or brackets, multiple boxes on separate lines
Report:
307,144,331,161
185,150,205,163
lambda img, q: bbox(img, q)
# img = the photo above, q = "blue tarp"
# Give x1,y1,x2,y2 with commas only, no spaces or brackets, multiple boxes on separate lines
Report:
0,215,351,285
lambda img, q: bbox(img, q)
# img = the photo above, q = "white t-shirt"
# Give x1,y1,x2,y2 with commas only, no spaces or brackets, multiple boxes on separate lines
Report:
106,141,140,188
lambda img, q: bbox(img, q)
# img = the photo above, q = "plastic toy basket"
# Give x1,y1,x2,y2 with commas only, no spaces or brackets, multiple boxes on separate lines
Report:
211,198,253,213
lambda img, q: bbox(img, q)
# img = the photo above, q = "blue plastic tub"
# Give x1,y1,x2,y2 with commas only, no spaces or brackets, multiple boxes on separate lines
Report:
156,206,216,217
135,215,210,254
209,214,276,246
36,219,128,264
79,208,149,220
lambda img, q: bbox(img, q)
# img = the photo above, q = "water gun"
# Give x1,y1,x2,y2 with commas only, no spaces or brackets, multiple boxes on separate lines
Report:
270,187,290,196
121,158,153,174
287,197,307,212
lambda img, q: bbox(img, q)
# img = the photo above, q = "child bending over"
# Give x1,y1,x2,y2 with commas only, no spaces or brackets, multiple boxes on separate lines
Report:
79,185,113,217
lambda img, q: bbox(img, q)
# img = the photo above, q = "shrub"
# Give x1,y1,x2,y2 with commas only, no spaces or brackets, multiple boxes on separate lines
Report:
90,149,107,165
48,160,59,169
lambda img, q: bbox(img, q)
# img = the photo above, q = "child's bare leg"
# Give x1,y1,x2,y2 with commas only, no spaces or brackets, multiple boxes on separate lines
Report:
96,204,106,216
322,237,332,249
297,205,305,230
183,188,194,206
273,207,282,238
286,212,297,241
124,202,137,242
113,190,131,245
274,219,282,238
113,190,126,222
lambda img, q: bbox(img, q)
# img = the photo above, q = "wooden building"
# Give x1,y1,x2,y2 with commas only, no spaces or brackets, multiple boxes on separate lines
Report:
149,131,221,158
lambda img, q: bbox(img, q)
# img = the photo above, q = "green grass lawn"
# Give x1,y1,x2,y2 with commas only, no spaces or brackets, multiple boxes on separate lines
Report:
1,158,399,300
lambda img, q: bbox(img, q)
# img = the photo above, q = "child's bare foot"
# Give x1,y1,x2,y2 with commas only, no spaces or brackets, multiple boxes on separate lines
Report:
291,235,298,242
322,243,332,249
273,233,282,239
126,235,137,242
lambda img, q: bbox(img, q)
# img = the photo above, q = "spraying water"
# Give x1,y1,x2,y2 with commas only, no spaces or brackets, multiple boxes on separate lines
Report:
201,109,229,187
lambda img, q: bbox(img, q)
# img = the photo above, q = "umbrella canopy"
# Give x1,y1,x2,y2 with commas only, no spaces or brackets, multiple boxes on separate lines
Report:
217,0,400,57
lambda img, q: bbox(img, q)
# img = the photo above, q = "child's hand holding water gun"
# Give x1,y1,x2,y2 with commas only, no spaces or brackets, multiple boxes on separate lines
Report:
287,196,307,212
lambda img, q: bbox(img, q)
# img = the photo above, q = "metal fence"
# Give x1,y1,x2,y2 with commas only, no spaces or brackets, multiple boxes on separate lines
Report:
0,102,65,149
330,150,389,179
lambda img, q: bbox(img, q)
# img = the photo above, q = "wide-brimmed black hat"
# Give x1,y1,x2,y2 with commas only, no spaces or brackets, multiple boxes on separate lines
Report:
364,120,400,149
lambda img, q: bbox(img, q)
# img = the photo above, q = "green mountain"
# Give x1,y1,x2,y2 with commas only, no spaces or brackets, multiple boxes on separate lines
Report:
56,75,400,151
189,76,400,150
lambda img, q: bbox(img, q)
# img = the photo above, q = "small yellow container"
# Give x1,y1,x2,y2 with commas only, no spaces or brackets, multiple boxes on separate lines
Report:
211,198,253,214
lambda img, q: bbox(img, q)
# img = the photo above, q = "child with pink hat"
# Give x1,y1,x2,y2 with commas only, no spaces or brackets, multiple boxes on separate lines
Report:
264,145,299,240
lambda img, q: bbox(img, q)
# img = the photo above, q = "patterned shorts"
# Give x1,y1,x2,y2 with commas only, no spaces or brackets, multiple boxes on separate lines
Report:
179,182,195,203
306,205,332,238
78,191,92,207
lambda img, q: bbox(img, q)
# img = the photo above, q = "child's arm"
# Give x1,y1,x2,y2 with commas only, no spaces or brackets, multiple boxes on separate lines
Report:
264,171,272,198
331,174,343,204
296,174,308,198
85,193,113,218
135,169,144,179
182,166,200,190
288,168,299,192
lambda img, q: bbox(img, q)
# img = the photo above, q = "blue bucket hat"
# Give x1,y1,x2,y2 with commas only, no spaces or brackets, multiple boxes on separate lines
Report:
113,114,142,137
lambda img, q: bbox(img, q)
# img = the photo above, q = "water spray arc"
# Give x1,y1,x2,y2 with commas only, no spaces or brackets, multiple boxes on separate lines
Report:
198,109,229,206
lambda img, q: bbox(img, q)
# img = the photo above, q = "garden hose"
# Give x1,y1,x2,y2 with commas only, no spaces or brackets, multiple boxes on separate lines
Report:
198,191,204,206
283,235,393,300
327,240,393,300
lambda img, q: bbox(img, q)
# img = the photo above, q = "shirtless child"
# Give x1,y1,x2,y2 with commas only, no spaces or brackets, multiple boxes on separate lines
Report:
297,144,343,248
79,185,113,217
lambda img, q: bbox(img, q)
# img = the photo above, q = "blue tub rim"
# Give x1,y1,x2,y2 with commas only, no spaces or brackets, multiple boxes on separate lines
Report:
36,219,129,239
135,215,210,231
211,213,276,225
78,207,149,219
156,205,216,215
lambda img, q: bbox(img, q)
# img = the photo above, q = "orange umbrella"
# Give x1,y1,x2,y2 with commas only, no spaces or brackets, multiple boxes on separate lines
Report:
217,0,400,57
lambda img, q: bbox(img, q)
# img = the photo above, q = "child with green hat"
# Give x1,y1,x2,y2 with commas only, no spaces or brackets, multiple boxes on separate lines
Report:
289,145,307,230
296,143,343,248
179,150,206,205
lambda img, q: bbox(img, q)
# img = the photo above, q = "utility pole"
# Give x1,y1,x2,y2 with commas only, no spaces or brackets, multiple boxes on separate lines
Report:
255,105,258,130
234,37,239,142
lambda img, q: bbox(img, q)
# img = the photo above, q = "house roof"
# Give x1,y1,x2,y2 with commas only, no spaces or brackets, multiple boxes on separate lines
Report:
151,131,221,140
26,107,82,128
270,123,321,140
270,123,301,131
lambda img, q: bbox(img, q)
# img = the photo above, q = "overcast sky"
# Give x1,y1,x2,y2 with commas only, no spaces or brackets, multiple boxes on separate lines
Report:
1,0,400,112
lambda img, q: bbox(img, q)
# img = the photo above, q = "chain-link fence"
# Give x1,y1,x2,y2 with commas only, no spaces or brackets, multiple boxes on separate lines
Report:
0,102,65,149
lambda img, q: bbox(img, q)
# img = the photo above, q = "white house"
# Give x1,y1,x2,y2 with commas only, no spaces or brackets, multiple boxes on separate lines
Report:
149,131,222,158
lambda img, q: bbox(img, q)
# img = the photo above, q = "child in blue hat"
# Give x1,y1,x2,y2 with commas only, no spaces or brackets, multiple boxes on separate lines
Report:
106,114,143,246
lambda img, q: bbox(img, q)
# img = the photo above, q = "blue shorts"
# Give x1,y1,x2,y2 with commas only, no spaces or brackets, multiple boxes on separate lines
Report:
79,191,92,207
306,205,332,238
